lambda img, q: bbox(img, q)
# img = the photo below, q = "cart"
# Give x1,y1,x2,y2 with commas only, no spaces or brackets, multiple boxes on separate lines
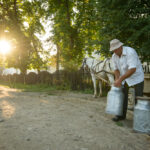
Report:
128,74,150,109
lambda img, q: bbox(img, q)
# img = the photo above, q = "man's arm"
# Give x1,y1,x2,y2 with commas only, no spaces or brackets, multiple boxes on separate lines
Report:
114,68,136,87
114,69,120,80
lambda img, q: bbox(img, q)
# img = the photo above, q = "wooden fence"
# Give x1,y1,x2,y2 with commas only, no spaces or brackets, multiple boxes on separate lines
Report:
0,70,94,91
0,65,149,92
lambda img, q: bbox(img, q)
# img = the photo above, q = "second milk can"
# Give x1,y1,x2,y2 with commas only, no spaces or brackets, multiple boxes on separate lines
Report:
133,96,150,134
106,86,124,116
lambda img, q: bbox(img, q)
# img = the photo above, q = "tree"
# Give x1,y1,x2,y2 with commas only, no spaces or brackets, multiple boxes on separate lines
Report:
96,0,150,61
0,0,46,74
45,0,87,70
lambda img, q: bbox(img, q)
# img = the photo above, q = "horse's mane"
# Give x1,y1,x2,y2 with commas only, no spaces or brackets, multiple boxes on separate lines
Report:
85,50,101,61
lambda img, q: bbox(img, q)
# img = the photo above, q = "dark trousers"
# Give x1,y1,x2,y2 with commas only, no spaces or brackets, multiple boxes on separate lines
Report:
120,81,144,119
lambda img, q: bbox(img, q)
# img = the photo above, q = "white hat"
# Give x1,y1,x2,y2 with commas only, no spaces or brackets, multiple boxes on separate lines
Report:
110,39,123,51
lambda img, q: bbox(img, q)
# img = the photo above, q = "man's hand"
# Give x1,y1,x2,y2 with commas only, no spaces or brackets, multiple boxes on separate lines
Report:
114,68,136,87
114,78,122,87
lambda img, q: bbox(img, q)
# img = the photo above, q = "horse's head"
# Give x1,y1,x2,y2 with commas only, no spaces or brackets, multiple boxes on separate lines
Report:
81,58,89,73
104,58,115,85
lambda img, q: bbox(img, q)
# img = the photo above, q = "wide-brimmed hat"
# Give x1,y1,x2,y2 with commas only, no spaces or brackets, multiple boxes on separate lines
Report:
110,39,123,51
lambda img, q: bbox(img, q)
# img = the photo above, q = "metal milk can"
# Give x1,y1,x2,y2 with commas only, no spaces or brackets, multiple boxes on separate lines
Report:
106,86,124,116
133,96,150,134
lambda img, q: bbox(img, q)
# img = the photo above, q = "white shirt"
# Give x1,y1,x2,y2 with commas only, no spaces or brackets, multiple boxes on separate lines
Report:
112,46,144,86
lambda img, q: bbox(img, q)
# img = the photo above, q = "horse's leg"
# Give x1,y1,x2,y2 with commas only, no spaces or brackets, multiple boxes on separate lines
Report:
91,74,97,98
99,80,102,97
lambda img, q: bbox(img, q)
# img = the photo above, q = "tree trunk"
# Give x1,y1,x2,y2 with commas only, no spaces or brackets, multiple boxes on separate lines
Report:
65,0,74,50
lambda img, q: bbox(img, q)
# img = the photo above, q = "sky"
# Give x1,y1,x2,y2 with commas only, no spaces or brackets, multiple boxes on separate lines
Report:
24,20,57,56
36,21,57,56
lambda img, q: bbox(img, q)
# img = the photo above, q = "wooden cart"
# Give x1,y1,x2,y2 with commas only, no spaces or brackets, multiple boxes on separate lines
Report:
143,74,150,96
128,74,150,108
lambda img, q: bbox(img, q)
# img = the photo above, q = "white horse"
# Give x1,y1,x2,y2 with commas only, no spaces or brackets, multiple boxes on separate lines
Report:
82,55,114,97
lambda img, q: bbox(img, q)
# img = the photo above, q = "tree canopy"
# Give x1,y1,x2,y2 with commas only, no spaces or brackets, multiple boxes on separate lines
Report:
0,0,149,73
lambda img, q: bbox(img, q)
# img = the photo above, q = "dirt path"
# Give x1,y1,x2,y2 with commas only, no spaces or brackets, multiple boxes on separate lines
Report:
0,86,149,150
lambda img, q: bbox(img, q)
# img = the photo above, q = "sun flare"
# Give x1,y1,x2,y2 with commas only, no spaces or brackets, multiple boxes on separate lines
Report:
0,40,11,55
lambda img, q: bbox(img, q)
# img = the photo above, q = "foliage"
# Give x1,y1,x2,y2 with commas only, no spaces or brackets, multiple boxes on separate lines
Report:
96,0,150,61
0,0,47,74
45,0,85,70
1,0,150,74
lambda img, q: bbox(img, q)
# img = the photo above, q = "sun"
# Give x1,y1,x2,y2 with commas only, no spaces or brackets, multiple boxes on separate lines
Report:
0,40,11,55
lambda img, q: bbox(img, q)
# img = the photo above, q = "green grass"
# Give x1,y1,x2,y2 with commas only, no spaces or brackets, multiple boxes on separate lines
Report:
0,81,68,92
0,81,102,95
116,122,124,127
80,88,93,94
80,88,109,97
0,81,90,94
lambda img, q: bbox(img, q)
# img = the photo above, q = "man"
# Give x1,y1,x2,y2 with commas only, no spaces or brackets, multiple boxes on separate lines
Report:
110,39,144,122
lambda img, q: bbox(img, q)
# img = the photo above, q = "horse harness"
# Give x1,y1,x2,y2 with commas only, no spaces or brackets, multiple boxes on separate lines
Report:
91,58,114,75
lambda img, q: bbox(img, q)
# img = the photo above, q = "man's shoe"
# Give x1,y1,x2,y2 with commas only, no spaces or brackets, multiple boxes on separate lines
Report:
112,116,120,122
112,116,125,122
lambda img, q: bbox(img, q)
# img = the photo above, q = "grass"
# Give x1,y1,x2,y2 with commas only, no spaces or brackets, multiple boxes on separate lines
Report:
116,122,124,127
0,81,94,94
81,88,109,97
0,81,108,96
80,88,93,94
0,81,67,92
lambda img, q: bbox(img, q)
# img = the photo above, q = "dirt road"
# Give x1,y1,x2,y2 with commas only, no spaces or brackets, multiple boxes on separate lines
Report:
0,86,149,150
